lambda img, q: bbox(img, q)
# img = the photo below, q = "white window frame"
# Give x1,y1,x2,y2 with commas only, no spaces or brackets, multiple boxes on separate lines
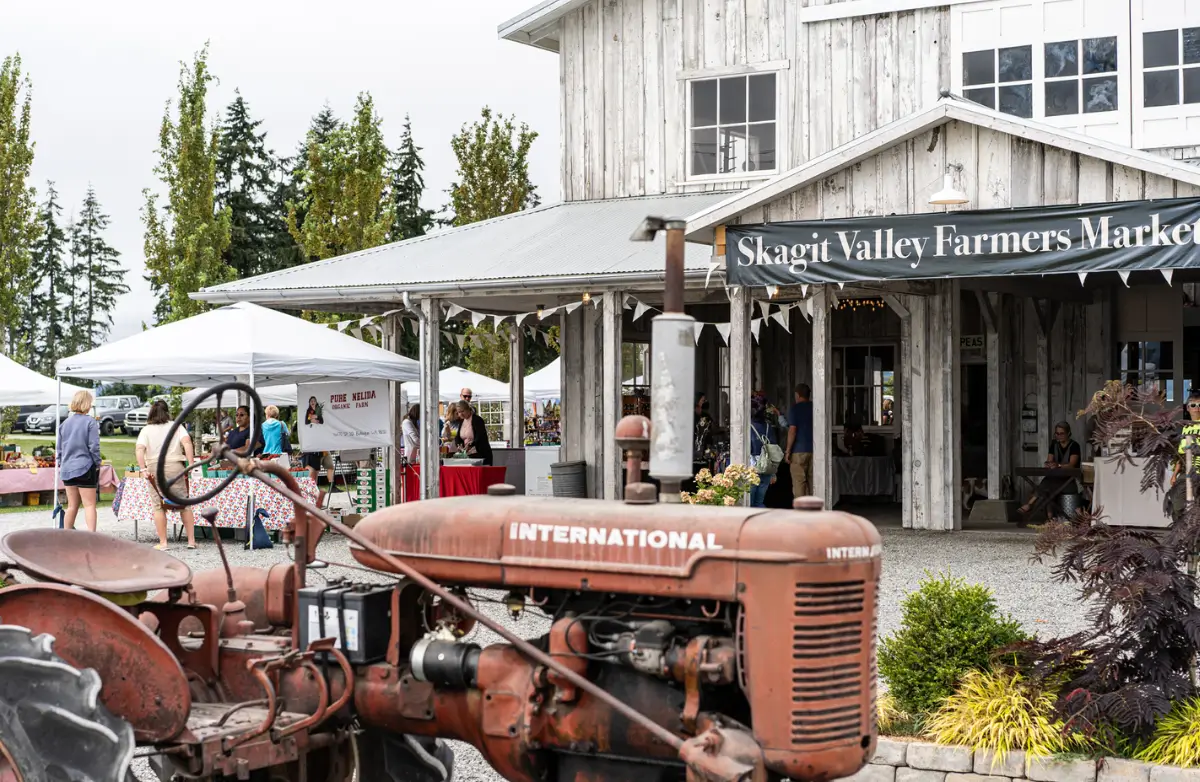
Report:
958,45,1037,118
682,64,788,185
950,0,1131,144
1042,37,1121,119
831,343,899,432
1132,24,1200,148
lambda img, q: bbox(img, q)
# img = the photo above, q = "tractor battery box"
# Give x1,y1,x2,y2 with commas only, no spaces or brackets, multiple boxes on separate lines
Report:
297,584,392,665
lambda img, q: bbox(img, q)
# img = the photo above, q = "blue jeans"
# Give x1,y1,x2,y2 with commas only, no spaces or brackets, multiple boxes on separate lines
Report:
750,478,770,508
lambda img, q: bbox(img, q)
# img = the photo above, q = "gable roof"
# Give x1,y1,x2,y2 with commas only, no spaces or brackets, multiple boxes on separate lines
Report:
498,0,584,52
684,96,1200,243
193,193,731,308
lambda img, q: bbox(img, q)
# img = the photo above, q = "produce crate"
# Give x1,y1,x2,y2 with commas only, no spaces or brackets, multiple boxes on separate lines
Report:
24,492,40,506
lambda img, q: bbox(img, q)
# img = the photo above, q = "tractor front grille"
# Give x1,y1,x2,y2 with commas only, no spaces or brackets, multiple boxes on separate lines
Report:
790,581,867,745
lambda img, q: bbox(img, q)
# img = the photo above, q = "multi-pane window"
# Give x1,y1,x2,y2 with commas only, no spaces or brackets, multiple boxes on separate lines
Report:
1119,341,1175,400
1045,37,1119,116
689,73,777,178
963,46,1034,118
1142,28,1200,107
832,345,896,428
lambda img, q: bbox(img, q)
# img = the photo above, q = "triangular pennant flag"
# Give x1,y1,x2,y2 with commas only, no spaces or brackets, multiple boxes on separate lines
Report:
836,282,845,290
756,300,770,319
565,301,582,314
716,323,731,345
771,310,791,333
805,299,814,318
492,314,506,329
764,286,773,299
1162,269,1174,286
446,304,465,319
350,327,363,340
1118,270,1131,287
693,322,705,344
516,312,533,326
468,310,486,326
705,261,722,289
1077,271,1088,286
633,301,651,322
799,304,811,323
455,334,467,348
750,318,762,343
381,308,402,317
623,295,635,310
801,283,809,297
539,306,559,320
359,316,375,328
336,320,351,332
541,329,553,346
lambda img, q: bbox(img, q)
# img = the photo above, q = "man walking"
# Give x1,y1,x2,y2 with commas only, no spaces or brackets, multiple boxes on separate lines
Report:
786,383,814,498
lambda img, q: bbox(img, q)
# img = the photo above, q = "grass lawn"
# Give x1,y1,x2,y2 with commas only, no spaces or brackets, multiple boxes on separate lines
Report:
1,434,135,515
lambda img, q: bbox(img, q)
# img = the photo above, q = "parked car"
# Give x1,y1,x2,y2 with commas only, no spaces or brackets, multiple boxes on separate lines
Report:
12,405,46,433
91,395,142,436
23,405,70,435
123,394,171,436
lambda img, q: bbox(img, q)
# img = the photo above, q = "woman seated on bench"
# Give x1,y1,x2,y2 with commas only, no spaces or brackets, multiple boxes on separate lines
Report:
1017,420,1081,520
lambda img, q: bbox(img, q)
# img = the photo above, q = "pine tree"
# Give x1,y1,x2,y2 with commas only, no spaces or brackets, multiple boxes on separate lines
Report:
0,54,39,355
287,93,392,261
142,45,233,324
61,214,86,355
24,183,68,373
74,187,128,348
216,92,276,279
285,105,340,262
388,116,434,242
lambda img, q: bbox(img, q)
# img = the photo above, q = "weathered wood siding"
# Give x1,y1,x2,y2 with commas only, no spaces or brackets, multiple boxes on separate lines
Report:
557,0,951,201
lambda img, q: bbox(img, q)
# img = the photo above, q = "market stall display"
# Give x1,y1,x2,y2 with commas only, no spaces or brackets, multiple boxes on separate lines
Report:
524,401,561,446
402,462,507,500
116,471,318,537
0,452,117,501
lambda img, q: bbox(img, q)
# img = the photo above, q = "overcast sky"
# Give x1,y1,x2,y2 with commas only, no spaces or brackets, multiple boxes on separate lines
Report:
2,0,560,341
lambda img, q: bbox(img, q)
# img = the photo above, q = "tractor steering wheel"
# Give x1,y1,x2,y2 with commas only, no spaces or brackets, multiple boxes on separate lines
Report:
156,382,265,507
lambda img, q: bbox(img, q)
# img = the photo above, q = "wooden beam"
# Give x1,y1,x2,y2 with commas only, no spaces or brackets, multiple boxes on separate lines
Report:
812,286,834,507
729,287,753,474
714,225,727,259
508,325,525,447
908,294,930,529
882,293,910,319
975,289,996,334
601,291,624,499
383,314,405,505
418,298,441,500
985,293,1003,499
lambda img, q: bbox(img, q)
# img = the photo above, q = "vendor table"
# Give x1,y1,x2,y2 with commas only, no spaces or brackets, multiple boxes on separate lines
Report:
0,465,117,495
831,456,895,508
403,463,508,500
1015,467,1084,524
116,472,319,542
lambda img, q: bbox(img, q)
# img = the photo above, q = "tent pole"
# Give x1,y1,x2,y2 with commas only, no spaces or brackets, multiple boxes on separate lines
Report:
54,376,61,524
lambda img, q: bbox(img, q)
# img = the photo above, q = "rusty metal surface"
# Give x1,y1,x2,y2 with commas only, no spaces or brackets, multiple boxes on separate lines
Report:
154,565,293,631
0,584,190,742
0,529,192,594
141,602,221,688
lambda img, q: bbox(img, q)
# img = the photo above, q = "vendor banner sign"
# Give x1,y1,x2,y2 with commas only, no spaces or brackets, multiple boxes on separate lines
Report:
725,197,1200,286
297,380,392,452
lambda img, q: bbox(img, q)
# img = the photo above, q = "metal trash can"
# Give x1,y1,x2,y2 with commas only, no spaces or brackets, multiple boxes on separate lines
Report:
550,461,587,498
1058,493,1082,519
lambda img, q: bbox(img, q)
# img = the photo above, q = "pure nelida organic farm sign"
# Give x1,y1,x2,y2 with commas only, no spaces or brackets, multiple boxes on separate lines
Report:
725,197,1200,285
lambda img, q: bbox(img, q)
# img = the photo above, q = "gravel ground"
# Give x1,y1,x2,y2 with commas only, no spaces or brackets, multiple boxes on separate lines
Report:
0,506,1091,782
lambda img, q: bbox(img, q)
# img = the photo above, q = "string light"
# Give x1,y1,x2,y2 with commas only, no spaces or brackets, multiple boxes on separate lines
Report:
835,297,885,312
581,292,591,303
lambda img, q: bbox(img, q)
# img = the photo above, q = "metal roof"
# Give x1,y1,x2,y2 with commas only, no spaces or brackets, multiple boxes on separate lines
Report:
193,193,733,306
497,0,583,52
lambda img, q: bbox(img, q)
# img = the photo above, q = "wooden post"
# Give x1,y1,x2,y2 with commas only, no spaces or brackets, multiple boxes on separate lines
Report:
885,293,914,528
728,286,752,472
942,281,962,530
508,325,526,447
812,286,833,507
714,225,727,258
418,298,441,500
908,294,930,530
383,314,405,505
602,291,624,499
560,309,585,464
1034,299,1060,476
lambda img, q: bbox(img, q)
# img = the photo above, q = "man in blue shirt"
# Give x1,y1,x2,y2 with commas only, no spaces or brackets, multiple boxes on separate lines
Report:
785,383,814,498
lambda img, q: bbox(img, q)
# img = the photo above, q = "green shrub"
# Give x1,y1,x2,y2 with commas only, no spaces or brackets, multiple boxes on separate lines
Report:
1135,698,1200,767
879,571,1028,716
924,668,1081,762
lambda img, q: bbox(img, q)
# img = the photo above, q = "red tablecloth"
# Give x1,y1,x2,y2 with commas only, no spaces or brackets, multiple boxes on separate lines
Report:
402,464,507,501
0,465,118,494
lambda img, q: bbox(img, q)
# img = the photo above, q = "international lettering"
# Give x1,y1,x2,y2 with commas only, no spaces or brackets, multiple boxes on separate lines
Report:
508,522,723,551
825,544,883,560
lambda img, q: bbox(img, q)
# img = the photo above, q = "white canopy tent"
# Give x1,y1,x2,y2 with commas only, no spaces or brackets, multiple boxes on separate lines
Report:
181,384,298,410
56,302,419,386
524,358,561,401
0,355,87,407
402,366,533,405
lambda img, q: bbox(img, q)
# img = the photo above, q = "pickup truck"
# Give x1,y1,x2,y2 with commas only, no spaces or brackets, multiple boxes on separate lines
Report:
122,395,171,436
91,395,143,436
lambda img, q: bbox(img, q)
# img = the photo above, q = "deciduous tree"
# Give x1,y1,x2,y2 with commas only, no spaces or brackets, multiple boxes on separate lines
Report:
142,45,232,323
0,54,38,354
446,106,538,228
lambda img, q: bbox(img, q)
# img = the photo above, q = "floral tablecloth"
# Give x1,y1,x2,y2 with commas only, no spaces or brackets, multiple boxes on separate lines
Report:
116,473,318,530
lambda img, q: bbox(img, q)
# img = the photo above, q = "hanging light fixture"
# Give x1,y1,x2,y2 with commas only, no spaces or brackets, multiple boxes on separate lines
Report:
929,173,968,206
536,303,545,318
581,292,591,303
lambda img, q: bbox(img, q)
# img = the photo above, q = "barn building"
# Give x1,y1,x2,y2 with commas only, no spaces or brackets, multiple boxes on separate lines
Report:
196,0,1200,530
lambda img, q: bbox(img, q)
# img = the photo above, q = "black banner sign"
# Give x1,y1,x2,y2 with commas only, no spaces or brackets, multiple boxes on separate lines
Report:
725,197,1200,286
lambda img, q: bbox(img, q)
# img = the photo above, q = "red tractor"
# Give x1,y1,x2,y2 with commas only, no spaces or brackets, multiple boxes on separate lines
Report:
0,219,881,782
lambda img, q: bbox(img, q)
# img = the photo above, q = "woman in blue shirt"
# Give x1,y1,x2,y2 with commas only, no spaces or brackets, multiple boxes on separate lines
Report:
260,405,293,469
58,390,102,531
749,394,778,508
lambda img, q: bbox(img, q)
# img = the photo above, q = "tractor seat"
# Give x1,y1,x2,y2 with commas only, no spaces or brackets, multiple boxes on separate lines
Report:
0,529,192,594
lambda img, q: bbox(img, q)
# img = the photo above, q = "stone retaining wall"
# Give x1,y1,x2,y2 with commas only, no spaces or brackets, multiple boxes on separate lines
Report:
846,740,1200,782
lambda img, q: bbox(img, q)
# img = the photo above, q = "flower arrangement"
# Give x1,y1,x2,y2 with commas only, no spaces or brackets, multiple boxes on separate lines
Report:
681,464,759,506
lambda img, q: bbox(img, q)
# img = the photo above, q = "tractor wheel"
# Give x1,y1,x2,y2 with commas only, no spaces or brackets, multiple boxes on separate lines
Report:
0,624,135,782
356,731,455,782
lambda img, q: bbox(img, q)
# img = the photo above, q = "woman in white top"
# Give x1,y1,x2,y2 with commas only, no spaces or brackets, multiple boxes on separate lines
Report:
401,404,420,462
136,400,197,551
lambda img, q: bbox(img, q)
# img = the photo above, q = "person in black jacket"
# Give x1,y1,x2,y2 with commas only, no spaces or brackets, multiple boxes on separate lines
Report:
450,400,493,466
